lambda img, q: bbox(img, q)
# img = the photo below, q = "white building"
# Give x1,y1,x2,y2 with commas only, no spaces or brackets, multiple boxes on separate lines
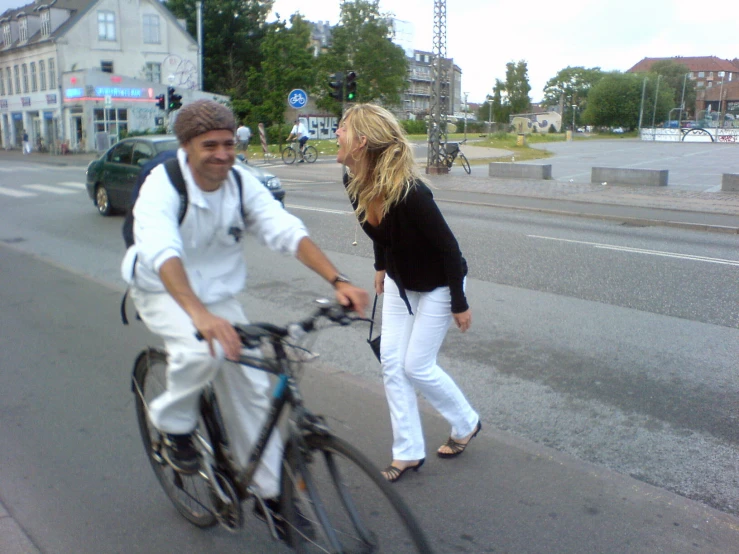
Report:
0,0,207,152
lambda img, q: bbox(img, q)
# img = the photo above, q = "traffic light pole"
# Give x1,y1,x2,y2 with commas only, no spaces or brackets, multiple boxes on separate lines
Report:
165,87,170,132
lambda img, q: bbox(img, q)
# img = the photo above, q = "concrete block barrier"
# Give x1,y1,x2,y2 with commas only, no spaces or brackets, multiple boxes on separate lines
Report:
591,167,668,186
721,174,739,192
488,163,552,180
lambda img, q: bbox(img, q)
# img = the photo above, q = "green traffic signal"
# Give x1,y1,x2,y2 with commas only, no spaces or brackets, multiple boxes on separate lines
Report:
167,87,182,111
345,70,357,102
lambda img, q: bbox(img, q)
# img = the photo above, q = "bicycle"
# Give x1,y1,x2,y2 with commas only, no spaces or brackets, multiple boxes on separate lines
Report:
445,139,471,174
131,300,432,552
282,141,317,165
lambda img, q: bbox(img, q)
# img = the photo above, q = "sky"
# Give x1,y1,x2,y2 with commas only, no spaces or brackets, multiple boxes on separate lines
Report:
1,0,736,104
268,0,738,104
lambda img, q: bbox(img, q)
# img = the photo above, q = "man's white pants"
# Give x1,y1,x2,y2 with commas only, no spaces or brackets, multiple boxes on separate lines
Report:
131,288,283,499
381,276,479,461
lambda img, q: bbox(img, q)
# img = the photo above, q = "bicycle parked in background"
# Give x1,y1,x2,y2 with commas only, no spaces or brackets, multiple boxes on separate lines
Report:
282,141,318,165
132,300,432,553
445,139,471,174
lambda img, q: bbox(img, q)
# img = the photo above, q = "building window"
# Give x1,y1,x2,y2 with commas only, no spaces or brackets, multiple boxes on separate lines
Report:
688,72,694,79
48,58,55,89
697,81,704,88
143,14,160,44
19,18,27,42
94,107,128,137
144,62,161,83
2,24,10,46
21,63,28,92
98,11,116,41
0,71,4,96
6,67,12,95
101,60,114,73
41,10,51,36
30,62,37,91
39,60,46,90
698,72,704,78
13,65,20,92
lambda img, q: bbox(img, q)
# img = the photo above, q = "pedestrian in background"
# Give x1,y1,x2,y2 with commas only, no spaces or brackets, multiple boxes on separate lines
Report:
22,130,31,154
335,103,481,483
236,122,251,156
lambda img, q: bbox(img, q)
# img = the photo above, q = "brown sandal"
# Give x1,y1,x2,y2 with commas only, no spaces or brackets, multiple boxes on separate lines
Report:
437,421,482,459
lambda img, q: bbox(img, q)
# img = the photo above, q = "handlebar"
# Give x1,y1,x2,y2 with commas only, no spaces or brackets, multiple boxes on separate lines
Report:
195,300,369,349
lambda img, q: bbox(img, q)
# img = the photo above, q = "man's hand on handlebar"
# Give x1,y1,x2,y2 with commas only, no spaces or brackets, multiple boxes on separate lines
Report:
192,311,243,360
333,282,369,318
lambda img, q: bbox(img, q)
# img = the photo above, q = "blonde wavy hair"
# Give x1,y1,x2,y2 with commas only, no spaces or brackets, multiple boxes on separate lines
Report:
341,104,420,224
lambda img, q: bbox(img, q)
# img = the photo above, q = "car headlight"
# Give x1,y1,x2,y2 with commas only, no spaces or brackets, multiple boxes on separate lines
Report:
265,176,281,190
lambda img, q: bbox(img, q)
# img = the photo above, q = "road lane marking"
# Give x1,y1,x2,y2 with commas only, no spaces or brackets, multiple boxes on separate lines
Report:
0,186,35,197
56,182,87,189
287,204,353,215
22,184,79,195
527,235,739,266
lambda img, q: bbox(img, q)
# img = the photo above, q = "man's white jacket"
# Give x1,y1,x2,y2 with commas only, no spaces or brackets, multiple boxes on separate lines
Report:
121,149,307,304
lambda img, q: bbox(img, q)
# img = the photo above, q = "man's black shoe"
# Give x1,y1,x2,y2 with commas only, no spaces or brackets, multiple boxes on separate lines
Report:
254,498,315,542
162,433,199,474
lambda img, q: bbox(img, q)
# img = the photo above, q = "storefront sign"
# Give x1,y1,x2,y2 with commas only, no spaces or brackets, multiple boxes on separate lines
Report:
21,97,31,106
43,111,54,120
12,112,23,120
94,86,144,98
65,88,84,98
0,99,7,110
46,93,57,105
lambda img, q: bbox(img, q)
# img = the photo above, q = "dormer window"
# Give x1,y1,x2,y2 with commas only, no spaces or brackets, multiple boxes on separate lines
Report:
2,24,10,46
19,17,27,42
98,11,116,41
41,10,51,36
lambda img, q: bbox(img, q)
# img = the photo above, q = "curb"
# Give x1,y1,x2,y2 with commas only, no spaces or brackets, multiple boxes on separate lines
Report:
438,197,739,235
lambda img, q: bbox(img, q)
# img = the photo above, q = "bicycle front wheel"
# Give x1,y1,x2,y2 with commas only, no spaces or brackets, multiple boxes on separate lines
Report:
303,145,318,163
281,433,432,553
282,147,297,164
459,153,471,174
132,349,217,528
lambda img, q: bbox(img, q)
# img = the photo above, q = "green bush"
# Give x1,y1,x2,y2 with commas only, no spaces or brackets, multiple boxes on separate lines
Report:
401,119,427,135
548,124,558,134
465,122,486,134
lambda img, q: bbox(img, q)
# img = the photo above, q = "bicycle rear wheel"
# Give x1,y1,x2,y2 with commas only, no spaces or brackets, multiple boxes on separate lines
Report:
132,349,217,527
281,433,432,553
282,147,297,164
459,153,471,174
303,145,318,163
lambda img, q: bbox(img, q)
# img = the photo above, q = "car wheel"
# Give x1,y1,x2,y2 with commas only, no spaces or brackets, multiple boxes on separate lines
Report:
96,184,113,216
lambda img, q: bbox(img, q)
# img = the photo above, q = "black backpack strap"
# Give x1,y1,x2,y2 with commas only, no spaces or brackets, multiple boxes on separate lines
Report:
163,157,189,224
231,167,246,224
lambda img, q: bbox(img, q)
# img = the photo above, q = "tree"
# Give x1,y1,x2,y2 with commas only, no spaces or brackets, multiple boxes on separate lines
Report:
491,79,510,124
164,0,272,95
316,0,408,113
649,60,696,120
236,15,316,131
542,66,603,130
505,60,531,115
581,71,673,129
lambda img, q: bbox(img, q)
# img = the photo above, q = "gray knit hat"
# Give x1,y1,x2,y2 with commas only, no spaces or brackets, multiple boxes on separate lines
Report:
174,100,236,144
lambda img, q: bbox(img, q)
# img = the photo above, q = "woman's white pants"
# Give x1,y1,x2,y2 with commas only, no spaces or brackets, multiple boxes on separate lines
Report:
381,276,479,461
130,288,282,499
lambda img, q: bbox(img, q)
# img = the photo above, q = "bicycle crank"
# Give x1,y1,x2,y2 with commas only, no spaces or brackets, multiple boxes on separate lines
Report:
211,470,243,532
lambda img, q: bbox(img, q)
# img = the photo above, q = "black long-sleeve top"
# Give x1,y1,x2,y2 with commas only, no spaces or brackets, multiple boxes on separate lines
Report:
344,175,468,314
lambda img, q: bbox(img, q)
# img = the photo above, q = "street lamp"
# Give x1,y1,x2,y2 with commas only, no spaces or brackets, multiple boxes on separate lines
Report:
463,92,469,140
717,72,726,128
677,72,689,127
572,104,577,131
651,74,662,138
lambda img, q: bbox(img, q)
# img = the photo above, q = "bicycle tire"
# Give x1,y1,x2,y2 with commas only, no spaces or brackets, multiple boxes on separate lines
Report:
281,433,432,553
133,349,218,528
459,153,471,174
282,147,297,165
303,145,318,163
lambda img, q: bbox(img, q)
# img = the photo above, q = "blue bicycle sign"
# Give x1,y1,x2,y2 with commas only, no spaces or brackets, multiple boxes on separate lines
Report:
288,89,308,109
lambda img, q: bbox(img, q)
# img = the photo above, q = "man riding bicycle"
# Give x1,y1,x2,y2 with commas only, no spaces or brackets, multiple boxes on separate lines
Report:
121,100,367,534
286,117,310,162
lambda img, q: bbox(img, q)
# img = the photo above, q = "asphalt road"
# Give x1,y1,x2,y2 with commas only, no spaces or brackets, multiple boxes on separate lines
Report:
0,158,738,553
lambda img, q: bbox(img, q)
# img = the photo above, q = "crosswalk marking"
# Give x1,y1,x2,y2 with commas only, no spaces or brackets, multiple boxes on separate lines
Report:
22,184,78,195
0,186,35,198
56,182,87,189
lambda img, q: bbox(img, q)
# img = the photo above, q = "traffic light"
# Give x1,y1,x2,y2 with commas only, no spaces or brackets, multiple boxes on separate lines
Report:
167,86,182,111
345,71,357,102
328,72,344,102
155,94,165,110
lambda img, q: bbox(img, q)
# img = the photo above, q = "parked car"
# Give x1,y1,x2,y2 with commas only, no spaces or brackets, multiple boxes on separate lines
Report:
86,136,285,215
612,127,624,134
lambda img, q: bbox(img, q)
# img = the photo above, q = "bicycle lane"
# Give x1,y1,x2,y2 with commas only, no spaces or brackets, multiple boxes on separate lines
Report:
1,242,737,553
